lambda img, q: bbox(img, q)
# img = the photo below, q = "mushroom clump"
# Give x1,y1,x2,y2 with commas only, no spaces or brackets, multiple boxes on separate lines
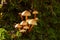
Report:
14,10,38,33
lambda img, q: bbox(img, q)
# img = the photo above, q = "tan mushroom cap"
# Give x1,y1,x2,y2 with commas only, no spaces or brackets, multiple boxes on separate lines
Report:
33,10,38,14
20,21,28,26
21,10,31,16
20,29,26,33
23,26,29,29
34,17,39,21
15,24,22,29
26,19,37,25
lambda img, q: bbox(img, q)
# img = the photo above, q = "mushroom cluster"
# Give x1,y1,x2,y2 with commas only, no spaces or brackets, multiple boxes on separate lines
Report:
15,10,38,33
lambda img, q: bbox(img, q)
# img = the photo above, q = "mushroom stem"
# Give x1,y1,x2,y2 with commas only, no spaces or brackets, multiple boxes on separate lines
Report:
25,16,28,21
19,13,23,20
21,16,23,20
29,25,31,27
28,24,31,31
28,25,33,32
34,14,36,18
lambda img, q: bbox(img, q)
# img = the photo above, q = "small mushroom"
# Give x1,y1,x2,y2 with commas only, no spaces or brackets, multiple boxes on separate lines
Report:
26,19,37,32
18,13,23,20
20,21,28,26
21,10,31,21
15,23,22,29
32,10,38,18
20,29,26,33
23,26,29,30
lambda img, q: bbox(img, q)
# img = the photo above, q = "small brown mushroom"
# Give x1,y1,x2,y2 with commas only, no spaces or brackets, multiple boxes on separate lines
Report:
23,26,29,30
26,19,37,32
20,21,28,26
15,23,22,29
32,10,38,18
18,13,23,20
21,10,31,21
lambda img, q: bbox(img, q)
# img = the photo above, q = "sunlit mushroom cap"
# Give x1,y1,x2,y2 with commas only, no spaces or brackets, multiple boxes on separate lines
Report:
20,21,28,26
33,10,38,14
15,24,22,28
26,19,37,25
21,10,31,16
23,26,29,29
20,29,26,33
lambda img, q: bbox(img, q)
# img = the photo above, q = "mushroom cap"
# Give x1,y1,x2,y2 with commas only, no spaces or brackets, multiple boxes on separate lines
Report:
21,10,31,16
20,29,26,33
20,21,28,26
15,24,22,29
33,10,38,14
23,26,29,29
34,17,39,21
26,19,37,25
